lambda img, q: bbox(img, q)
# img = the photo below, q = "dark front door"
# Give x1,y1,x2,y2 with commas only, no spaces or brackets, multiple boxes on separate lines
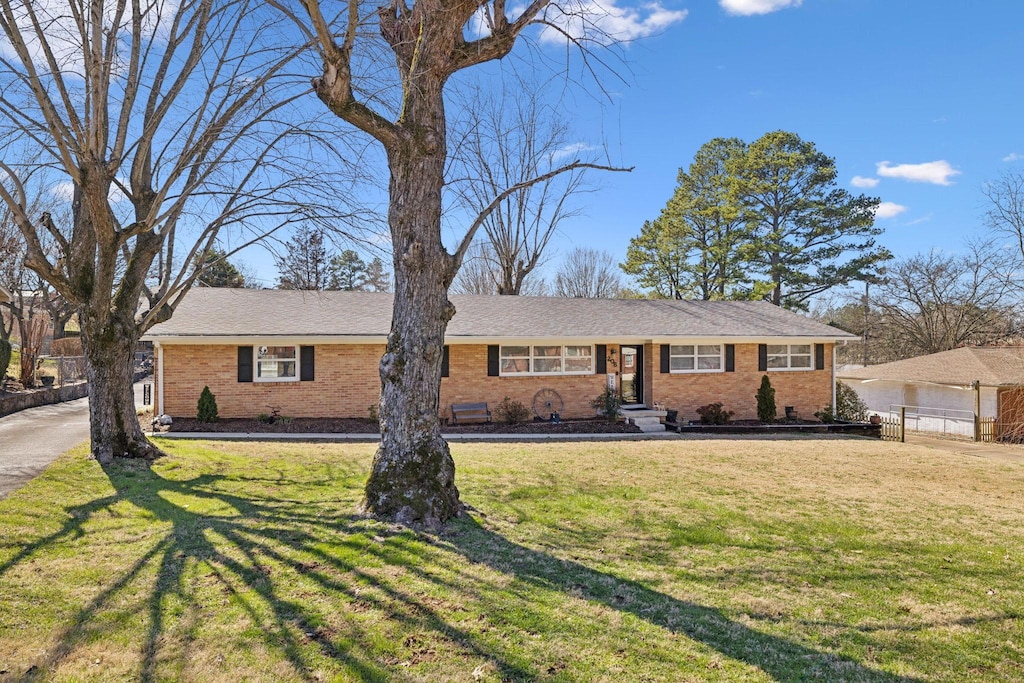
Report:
620,345,644,406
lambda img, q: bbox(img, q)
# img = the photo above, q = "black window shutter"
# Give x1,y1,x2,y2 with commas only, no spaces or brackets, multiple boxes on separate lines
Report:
660,344,670,373
238,346,253,382
441,345,450,378
815,343,825,370
758,344,768,372
725,344,735,372
487,345,499,377
595,344,607,374
300,346,315,381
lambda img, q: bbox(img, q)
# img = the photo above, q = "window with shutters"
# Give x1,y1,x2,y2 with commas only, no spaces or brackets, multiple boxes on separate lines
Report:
669,344,723,373
499,344,593,375
256,345,298,382
766,344,813,370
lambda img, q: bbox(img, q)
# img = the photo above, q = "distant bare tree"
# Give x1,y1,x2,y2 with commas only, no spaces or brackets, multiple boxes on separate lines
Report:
455,84,589,295
984,171,1024,264
553,248,622,298
872,248,1017,357
452,241,547,295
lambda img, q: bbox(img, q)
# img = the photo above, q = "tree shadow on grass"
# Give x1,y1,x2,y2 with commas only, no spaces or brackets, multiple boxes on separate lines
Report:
439,514,922,683
5,457,928,682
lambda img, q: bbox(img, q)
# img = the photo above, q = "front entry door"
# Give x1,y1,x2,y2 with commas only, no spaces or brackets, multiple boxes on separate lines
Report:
620,345,644,406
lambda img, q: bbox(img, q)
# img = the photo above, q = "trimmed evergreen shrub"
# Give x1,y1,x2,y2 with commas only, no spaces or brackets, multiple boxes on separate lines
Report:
197,386,219,423
756,374,776,423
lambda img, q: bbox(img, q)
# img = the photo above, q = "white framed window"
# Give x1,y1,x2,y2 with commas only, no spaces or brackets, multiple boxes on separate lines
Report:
500,344,594,375
670,344,723,373
256,345,298,382
767,344,812,370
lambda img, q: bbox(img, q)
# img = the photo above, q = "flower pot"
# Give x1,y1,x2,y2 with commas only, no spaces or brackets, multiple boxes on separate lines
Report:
869,414,881,425
40,376,55,388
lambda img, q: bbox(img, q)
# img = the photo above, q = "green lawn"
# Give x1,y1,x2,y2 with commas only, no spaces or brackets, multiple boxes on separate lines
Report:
0,437,1022,682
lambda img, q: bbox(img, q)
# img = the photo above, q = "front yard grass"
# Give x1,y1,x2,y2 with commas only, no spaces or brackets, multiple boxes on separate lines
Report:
0,436,1021,681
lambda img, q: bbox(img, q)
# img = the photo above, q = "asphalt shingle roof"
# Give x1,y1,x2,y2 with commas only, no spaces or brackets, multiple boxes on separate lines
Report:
838,346,1024,387
145,289,855,341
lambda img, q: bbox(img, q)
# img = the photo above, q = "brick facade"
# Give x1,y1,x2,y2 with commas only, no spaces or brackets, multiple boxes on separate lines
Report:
158,341,834,422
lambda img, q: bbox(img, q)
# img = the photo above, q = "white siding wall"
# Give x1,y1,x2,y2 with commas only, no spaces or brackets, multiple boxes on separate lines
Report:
842,379,998,438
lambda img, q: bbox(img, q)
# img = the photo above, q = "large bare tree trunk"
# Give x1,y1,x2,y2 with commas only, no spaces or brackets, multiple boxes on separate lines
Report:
80,309,161,464
361,136,461,528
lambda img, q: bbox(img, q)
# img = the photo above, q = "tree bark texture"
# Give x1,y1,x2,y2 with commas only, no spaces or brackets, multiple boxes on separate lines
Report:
360,139,461,528
80,309,160,464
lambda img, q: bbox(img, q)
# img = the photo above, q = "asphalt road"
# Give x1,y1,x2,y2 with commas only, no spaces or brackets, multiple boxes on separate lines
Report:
0,378,152,500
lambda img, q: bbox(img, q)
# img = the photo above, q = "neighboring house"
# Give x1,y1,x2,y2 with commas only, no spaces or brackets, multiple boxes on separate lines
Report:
0,285,9,304
143,289,854,422
838,347,1024,439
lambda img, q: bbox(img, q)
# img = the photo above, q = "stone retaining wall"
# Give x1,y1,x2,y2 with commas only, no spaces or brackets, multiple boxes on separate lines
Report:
0,381,90,417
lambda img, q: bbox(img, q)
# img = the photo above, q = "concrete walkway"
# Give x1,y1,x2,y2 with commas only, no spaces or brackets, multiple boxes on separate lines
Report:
0,377,154,500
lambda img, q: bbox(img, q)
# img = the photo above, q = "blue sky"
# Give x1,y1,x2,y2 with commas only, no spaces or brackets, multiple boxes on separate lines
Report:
555,0,1024,273
244,0,1024,288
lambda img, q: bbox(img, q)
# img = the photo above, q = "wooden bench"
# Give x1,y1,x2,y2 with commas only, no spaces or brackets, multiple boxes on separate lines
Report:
451,402,492,424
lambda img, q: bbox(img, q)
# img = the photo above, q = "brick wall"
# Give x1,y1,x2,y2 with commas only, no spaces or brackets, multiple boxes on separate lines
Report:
439,345,608,421
159,341,834,422
160,344,383,419
649,343,834,422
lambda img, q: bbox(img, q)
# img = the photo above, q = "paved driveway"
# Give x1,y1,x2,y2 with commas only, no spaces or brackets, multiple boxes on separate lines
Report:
0,396,92,499
0,378,153,500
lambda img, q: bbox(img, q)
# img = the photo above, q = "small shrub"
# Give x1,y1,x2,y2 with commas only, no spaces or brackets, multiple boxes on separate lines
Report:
196,386,219,423
256,413,272,424
0,339,10,378
756,374,776,423
696,402,733,425
368,404,378,422
494,396,531,424
817,381,870,423
591,387,622,421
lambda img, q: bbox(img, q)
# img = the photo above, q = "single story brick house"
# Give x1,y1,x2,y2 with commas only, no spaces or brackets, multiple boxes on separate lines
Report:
143,289,854,422
838,346,1024,440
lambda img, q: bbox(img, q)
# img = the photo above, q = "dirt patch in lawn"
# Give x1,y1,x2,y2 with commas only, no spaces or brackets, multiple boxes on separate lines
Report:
163,416,642,435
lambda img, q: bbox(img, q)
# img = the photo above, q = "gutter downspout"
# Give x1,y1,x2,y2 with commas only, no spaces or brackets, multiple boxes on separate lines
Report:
832,344,838,412
156,342,164,416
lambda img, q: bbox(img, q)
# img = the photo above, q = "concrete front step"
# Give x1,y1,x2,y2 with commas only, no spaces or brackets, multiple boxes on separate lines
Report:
625,415,666,433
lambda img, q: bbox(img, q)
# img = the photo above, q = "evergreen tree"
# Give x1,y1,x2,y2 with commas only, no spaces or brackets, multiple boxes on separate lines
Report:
330,250,368,290
734,131,888,309
621,218,691,299
195,249,246,288
663,137,749,300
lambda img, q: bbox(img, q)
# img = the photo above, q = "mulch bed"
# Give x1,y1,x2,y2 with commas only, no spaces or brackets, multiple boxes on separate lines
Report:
165,416,642,435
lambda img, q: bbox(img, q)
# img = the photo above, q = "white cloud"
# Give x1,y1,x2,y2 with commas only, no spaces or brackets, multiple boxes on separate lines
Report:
1004,152,1022,162
876,160,960,186
719,0,802,16
538,1,688,45
851,176,879,188
550,142,600,163
874,202,908,219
